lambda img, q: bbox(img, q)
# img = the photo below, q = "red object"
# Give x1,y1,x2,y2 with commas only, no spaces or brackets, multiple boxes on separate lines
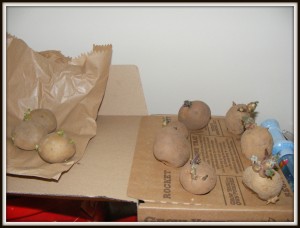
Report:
6,196,137,222
114,215,137,222
279,158,289,168
6,196,94,222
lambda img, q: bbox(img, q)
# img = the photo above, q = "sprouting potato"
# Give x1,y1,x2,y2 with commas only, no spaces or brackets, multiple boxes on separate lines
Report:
11,120,48,151
179,157,217,195
242,154,283,204
225,101,258,135
225,103,250,135
153,125,191,168
37,130,76,164
25,108,57,133
178,100,211,131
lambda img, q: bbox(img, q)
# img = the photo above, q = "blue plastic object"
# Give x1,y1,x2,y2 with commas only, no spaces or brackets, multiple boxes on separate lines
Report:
261,119,294,192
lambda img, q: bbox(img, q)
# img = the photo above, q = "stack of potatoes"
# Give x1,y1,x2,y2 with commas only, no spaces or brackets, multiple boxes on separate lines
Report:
153,100,217,195
11,108,76,164
225,101,283,204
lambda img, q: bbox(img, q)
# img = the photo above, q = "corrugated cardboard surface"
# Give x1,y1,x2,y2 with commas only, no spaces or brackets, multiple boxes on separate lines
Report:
127,115,294,222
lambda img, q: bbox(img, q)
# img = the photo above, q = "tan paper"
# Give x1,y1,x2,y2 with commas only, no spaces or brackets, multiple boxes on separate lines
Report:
6,34,112,180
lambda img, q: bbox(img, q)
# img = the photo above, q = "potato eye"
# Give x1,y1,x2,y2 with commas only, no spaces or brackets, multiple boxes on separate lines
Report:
202,175,208,181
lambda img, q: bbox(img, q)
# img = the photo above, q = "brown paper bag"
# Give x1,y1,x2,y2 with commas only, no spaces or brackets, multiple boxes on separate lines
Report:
6,34,112,180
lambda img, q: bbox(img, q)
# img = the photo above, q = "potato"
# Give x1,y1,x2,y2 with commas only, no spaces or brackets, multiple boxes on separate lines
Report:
37,130,76,163
178,100,211,131
241,125,273,161
166,120,189,139
225,101,258,135
11,120,48,150
225,103,250,135
25,108,57,133
179,159,217,195
242,166,283,204
153,125,191,168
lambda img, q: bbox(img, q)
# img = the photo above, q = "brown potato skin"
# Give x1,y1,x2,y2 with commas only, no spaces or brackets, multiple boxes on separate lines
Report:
242,166,283,201
179,161,217,195
153,126,191,168
38,131,76,163
167,120,189,139
178,100,211,131
225,104,250,135
241,126,273,161
11,120,48,150
29,109,57,133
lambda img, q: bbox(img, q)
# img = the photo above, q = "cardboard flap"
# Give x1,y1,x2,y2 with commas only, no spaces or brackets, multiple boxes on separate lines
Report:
98,65,148,116
7,116,141,203
127,115,294,221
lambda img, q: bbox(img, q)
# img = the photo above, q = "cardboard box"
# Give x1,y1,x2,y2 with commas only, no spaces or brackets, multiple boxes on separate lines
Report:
127,115,294,222
6,65,295,223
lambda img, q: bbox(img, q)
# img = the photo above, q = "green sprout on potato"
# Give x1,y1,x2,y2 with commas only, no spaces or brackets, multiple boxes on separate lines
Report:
237,101,259,113
23,108,32,121
162,116,171,127
250,152,280,179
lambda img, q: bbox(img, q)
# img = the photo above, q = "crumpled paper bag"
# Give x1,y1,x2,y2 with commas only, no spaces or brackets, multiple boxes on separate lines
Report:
6,34,112,180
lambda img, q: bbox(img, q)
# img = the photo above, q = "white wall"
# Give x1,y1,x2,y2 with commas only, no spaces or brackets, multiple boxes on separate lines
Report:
5,4,295,133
